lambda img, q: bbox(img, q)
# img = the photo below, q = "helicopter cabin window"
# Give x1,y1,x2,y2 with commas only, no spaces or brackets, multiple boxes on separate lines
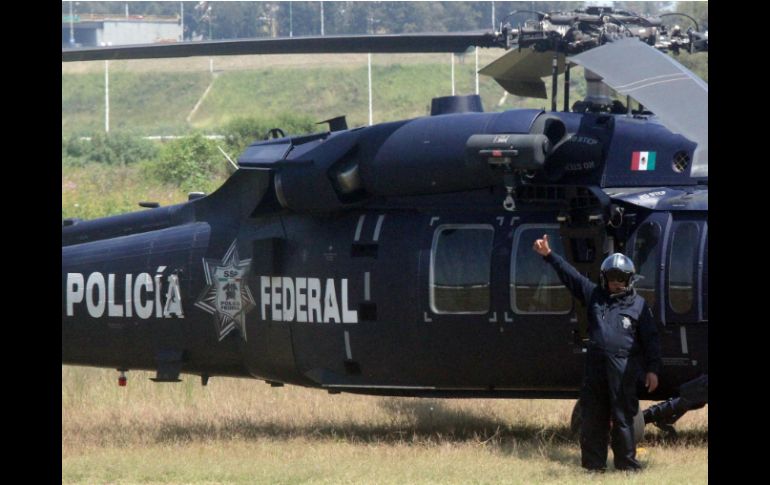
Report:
511,226,572,314
702,228,708,321
631,222,661,310
669,222,699,315
430,225,494,314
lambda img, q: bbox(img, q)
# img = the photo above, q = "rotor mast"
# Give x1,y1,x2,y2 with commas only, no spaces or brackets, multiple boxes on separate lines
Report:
488,6,708,113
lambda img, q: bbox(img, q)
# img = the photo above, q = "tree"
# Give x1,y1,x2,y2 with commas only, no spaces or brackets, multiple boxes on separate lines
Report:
675,1,708,30
616,2,672,16
209,1,267,39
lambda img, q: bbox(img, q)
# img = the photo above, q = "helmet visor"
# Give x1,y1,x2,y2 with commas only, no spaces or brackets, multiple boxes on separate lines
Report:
604,269,630,284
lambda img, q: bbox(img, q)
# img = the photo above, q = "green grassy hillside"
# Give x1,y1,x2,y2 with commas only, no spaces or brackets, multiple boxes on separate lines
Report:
62,53,586,136
62,72,212,135
63,50,706,137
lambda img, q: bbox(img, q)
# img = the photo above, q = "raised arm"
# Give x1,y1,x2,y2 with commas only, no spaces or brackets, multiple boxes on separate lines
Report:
533,234,596,305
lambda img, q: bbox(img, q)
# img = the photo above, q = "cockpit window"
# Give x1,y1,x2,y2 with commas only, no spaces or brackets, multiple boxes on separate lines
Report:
632,222,660,309
669,222,698,314
511,226,572,314
430,225,494,314
702,227,708,321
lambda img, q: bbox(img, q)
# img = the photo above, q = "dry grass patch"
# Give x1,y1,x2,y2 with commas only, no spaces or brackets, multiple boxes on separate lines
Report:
63,366,706,484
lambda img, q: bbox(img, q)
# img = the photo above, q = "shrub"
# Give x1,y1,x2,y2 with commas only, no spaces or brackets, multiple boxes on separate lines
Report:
144,133,228,193
62,135,90,166
61,132,159,167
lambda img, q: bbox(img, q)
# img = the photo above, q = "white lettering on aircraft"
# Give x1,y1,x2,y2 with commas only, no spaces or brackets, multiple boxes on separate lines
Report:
260,276,358,323
66,267,184,319
638,190,666,200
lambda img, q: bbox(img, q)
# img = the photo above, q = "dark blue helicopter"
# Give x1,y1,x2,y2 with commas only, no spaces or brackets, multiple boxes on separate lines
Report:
62,6,708,440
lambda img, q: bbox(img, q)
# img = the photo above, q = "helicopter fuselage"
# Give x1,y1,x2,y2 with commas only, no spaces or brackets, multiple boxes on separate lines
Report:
62,108,707,403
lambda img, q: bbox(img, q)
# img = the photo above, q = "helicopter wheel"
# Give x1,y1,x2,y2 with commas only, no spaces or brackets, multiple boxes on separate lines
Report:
570,399,645,445
632,406,645,445
570,399,582,440
654,422,679,442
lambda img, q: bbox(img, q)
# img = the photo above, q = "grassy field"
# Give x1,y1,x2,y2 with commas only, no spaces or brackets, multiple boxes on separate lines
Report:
62,366,707,484
62,163,220,220
63,49,706,137
62,71,213,135
62,52,585,136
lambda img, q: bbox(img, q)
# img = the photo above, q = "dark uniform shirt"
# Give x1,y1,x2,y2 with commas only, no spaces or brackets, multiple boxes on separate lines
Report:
545,252,662,375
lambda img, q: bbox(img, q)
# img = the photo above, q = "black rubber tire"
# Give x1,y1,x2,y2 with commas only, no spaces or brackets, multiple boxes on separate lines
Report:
570,399,582,439
633,406,645,444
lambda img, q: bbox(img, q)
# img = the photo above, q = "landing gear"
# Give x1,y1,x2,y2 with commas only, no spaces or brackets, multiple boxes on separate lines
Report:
642,375,708,440
570,375,708,444
569,399,646,445
570,399,582,439
654,420,679,440
632,406,645,444
643,400,688,441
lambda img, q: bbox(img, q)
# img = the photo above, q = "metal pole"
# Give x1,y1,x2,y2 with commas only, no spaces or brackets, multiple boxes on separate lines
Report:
475,47,479,95
563,64,570,112
320,1,324,36
451,54,455,96
289,2,293,37
550,42,558,112
105,60,110,133
368,53,373,126
492,1,495,30
180,2,184,41
69,1,75,46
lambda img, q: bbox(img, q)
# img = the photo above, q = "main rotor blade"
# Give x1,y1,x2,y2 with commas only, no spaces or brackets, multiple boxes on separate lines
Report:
569,39,708,177
479,48,566,99
62,32,501,62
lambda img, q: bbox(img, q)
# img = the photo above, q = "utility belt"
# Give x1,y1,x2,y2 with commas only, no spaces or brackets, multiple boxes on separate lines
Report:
586,341,637,358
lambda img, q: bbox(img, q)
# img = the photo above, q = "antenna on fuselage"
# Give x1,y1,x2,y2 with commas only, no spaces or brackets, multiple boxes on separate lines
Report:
217,145,239,170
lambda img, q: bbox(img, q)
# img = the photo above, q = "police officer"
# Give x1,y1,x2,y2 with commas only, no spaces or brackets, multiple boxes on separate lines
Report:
533,234,661,472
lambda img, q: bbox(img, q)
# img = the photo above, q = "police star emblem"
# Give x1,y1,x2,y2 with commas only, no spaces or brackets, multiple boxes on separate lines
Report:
195,241,255,341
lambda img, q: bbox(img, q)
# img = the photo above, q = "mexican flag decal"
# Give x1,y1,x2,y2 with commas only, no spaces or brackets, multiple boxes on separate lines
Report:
631,151,656,171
